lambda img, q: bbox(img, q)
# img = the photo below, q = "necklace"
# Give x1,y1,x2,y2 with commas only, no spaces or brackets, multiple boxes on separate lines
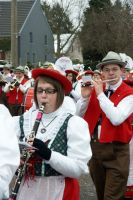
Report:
40,116,57,134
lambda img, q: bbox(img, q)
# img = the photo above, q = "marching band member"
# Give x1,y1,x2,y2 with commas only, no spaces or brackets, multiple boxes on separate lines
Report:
76,51,133,200
75,70,94,117
0,104,20,199
124,78,133,200
0,69,10,107
65,69,81,102
2,64,12,82
93,69,102,81
12,68,91,200
3,66,28,116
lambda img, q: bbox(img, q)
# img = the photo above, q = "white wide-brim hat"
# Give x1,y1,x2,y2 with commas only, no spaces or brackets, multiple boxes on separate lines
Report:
96,51,126,69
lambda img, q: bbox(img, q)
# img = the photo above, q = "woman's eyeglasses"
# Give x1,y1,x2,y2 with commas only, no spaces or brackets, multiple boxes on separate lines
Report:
37,88,57,94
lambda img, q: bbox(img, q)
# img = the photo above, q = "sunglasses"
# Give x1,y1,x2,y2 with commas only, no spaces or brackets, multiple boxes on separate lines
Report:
37,88,57,94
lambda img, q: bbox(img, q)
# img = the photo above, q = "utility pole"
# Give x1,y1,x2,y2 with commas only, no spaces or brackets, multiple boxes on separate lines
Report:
11,0,18,67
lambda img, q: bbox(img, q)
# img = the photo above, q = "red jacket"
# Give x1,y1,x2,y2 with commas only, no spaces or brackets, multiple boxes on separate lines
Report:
84,82,133,143
7,78,27,104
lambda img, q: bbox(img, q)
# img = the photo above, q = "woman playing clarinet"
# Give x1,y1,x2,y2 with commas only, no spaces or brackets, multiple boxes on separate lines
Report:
11,68,91,200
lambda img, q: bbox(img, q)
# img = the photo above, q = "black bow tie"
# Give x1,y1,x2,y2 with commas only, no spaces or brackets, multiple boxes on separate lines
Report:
104,88,114,97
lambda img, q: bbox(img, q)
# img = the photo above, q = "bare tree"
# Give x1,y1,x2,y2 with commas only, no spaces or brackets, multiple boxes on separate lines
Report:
42,0,86,57
123,0,133,9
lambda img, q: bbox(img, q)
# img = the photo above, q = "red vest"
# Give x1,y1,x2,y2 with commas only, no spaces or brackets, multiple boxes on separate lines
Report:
7,78,27,104
84,82,133,143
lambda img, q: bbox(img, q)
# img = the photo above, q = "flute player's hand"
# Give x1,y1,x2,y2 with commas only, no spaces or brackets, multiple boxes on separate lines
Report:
92,79,103,96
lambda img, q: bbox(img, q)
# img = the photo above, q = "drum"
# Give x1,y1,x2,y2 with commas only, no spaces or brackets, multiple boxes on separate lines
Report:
23,87,34,112
125,185,133,198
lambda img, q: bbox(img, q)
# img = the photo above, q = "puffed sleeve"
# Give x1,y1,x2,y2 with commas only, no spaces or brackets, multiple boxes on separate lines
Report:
47,115,92,178
76,97,89,117
0,104,20,199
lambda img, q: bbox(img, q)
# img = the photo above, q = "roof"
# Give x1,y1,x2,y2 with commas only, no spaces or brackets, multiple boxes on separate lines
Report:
0,0,35,37
54,34,75,54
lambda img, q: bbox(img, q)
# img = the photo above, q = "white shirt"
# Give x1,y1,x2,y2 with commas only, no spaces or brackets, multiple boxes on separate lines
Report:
76,78,133,125
0,105,20,199
70,81,81,102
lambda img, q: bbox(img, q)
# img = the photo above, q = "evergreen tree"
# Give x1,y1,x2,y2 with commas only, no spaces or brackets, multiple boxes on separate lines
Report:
89,0,111,11
42,2,73,34
42,2,74,57
80,0,133,68
0,38,11,51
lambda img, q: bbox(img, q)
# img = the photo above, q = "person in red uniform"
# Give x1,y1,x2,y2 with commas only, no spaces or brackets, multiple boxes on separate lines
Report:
124,78,133,200
4,66,28,116
65,69,80,102
76,51,133,200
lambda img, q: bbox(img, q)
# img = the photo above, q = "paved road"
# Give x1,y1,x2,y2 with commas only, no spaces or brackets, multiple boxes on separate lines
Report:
79,174,97,200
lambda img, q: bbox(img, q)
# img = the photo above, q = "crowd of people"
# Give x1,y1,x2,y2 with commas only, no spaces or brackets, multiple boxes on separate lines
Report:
0,51,133,200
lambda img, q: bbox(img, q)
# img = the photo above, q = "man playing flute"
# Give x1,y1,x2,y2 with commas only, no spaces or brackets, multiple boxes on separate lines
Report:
76,51,133,200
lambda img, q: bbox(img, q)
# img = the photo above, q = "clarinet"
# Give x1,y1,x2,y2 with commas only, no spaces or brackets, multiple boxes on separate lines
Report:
9,105,44,200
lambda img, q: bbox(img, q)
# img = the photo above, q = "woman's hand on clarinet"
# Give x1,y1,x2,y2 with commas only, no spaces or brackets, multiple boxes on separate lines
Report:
81,84,93,98
33,138,51,160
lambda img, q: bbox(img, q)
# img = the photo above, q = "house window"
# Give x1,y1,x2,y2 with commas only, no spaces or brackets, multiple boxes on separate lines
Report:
33,53,35,63
26,52,30,62
44,55,47,61
44,35,47,45
29,32,33,43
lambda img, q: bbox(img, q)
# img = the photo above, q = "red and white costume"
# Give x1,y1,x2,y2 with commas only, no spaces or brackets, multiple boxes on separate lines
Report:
13,105,91,200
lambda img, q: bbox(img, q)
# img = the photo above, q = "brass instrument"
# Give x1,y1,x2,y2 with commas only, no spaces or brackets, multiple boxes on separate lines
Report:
9,79,19,90
0,73,7,86
9,105,44,200
0,80,7,86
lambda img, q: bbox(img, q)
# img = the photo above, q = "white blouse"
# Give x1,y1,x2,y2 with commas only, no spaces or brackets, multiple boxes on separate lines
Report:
0,105,20,199
13,105,91,178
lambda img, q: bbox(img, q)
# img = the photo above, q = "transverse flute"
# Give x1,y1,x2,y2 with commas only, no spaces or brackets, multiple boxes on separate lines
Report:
81,78,118,87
